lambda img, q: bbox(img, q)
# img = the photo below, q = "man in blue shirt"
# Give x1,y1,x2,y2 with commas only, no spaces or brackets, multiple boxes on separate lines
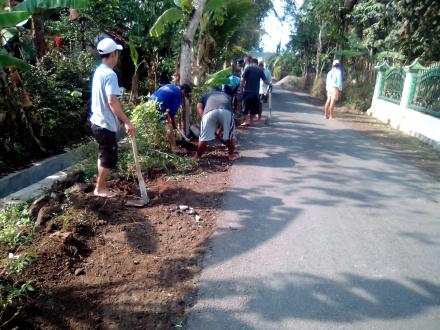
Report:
149,83,191,149
324,59,343,120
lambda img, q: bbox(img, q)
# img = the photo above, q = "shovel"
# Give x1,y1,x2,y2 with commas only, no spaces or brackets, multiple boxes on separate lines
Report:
264,85,273,126
126,136,149,207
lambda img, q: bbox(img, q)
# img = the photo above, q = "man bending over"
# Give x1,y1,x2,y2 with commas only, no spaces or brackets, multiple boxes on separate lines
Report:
193,88,239,161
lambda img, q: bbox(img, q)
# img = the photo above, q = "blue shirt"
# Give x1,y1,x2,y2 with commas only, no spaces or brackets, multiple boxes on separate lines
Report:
150,84,182,117
326,67,343,92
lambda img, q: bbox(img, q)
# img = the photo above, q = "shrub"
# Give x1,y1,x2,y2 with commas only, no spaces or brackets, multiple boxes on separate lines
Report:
0,204,34,250
22,50,96,152
343,80,374,112
117,102,195,177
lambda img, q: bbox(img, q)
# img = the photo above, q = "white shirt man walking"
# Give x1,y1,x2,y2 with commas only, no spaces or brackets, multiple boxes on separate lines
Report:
89,38,136,197
324,59,343,120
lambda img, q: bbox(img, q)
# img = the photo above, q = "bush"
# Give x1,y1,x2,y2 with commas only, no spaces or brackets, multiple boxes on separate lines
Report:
311,76,326,100
117,102,194,177
343,80,374,112
22,50,96,152
0,204,36,327
0,204,34,250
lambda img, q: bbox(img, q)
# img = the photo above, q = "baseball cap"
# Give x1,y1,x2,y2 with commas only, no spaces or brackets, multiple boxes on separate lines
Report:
332,59,340,66
97,38,123,55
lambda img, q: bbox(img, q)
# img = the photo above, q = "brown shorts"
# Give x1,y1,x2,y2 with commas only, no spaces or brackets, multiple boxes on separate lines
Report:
327,87,340,101
91,124,118,169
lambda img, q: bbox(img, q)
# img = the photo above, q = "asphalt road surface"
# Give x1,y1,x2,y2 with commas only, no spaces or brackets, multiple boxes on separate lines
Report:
186,88,440,330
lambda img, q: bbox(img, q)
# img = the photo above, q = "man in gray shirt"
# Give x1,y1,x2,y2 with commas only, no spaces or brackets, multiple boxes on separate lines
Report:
193,88,239,161
90,38,136,198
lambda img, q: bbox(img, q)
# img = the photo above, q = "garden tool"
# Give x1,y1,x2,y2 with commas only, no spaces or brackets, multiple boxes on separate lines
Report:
264,84,273,126
126,135,149,207
165,110,190,143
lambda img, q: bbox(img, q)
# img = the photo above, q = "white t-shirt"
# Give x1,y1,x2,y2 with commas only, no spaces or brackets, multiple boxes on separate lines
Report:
259,68,272,94
89,64,121,132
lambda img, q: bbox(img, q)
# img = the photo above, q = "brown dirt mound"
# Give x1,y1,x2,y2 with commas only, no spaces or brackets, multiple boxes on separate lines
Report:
8,143,232,330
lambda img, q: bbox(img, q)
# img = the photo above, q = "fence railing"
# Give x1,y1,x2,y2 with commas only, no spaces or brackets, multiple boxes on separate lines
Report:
375,60,440,118
407,66,440,118
378,67,405,104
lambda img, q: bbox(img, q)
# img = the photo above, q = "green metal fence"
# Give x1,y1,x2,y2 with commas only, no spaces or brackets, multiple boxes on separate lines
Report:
408,66,440,118
378,67,405,104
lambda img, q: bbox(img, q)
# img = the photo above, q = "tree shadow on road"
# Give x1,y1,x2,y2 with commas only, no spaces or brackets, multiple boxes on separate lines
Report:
187,272,440,329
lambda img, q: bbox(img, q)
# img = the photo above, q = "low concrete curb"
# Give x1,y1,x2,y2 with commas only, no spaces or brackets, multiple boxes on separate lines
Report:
0,143,94,199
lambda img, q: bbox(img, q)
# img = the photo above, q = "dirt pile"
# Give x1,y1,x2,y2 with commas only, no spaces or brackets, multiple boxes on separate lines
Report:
8,143,231,329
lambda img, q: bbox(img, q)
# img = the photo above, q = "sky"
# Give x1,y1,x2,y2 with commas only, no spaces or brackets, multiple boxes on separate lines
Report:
261,0,303,53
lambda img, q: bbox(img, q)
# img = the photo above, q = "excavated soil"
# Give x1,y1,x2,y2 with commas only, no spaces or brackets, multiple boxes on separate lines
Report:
8,142,233,330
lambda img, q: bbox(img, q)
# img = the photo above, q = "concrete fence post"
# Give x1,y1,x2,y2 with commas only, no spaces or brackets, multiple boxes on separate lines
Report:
370,61,389,109
401,58,425,109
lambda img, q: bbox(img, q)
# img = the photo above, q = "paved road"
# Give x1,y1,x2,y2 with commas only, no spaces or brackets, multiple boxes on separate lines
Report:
186,88,440,330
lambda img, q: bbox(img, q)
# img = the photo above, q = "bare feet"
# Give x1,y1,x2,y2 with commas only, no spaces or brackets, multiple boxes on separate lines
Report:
93,189,117,198
228,152,240,161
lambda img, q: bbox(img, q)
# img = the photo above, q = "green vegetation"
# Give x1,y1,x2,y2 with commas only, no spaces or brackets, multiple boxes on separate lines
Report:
268,0,440,112
0,204,36,327
0,204,34,250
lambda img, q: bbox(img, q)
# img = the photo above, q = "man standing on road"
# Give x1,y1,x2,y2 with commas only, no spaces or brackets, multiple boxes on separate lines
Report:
324,59,343,120
240,58,271,126
258,60,272,121
89,38,136,198
193,88,239,161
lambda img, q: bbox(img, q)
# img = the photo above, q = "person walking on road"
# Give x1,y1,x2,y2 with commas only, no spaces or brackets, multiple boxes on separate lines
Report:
324,59,343,120
258,60,272,121
240,58,271,126
193,88,239,161
89,38,136,198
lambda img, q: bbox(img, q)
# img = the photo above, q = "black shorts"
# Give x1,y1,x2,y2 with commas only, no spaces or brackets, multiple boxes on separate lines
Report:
91,124,118,169
242,92,260,115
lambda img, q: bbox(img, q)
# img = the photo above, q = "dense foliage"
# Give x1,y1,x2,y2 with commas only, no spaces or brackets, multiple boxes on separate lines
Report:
268,0,439,110
0,0,273,173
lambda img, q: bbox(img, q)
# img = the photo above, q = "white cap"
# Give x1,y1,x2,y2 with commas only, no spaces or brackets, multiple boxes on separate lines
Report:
97,38,123,55
332,59,340,66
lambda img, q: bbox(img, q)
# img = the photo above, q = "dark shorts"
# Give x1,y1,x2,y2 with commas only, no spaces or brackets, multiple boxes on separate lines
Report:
242,91,260,115
91,124,118,169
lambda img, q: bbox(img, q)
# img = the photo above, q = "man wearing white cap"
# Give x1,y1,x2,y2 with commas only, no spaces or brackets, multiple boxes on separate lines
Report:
324,59,343,119
89,38,136,198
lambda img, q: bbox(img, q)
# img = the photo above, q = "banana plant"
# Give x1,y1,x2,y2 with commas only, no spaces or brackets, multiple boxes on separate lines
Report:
0,11,32,70
12,0,88,61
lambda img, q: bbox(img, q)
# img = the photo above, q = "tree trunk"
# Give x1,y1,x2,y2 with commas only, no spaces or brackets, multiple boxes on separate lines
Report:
32,12,47,62
315,28,322,81
179,0,206,135
130,72,140,104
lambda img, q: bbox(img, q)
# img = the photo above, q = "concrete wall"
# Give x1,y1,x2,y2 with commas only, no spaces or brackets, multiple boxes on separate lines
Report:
368,61,440,152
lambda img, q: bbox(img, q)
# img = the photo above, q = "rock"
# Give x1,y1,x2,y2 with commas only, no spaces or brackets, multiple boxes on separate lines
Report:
133,260,140,265
74,268,85,276
179,205,189,211
50,231,74,243
36,205,61,227
49,192,64,203
96,220,107,226
195,215,202,222
29,194,49,220
187,208,195,215
65,182,89,194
